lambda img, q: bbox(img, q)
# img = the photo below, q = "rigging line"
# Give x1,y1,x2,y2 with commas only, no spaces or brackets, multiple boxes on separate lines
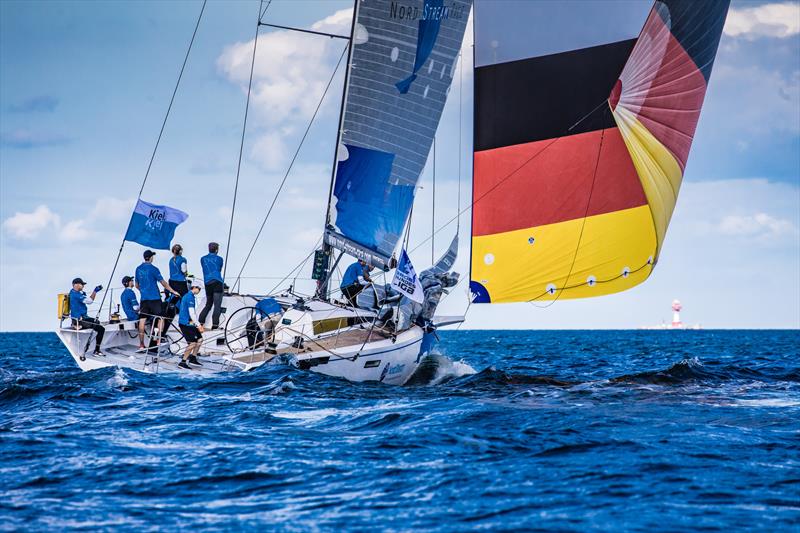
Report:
223,0,262,283
259,0,272,22
432,136,436,264
95,0,207,318
232,44,349,291
530,128,606,308
457,50,463,231
265,236,322,296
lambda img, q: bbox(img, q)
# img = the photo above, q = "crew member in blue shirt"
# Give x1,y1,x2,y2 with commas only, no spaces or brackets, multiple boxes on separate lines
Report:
120,275,139,321
340,259,373,306
177,281,205,370
199,242,225,329
68,277,105,357
135,249,180,349
168,243,189,297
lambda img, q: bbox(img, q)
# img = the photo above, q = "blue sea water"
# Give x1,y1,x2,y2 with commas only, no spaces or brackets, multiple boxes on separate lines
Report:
1,330,798,531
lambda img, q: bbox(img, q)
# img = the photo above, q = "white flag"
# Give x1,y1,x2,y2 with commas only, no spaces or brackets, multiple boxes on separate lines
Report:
391,249,424,303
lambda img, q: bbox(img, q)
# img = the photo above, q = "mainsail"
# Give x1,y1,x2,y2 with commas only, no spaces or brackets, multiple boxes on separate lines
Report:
325,0,471,269
469,0,729,304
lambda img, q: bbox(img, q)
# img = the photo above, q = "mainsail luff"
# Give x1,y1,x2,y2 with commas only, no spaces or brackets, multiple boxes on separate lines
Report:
320,0,360,299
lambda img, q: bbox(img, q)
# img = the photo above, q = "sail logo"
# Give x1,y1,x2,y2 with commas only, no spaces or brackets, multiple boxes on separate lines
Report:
394,0,460,94
145,208,166,232
388,1,465,21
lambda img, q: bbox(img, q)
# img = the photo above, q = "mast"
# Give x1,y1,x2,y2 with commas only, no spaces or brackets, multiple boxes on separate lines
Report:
319,0,359,300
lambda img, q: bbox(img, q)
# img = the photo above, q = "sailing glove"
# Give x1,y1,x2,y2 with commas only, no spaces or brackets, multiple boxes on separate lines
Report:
94,285,103,293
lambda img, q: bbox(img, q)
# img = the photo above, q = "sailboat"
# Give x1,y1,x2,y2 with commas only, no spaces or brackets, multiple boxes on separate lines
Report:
56,0,730,383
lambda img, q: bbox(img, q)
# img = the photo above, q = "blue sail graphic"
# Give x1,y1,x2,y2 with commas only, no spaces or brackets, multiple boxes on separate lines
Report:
396,0,444,94
333,145,414,256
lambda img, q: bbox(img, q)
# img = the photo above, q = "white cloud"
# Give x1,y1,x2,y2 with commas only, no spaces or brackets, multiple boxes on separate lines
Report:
2,205,60,239
250,131,289,171
217,8,351,173
724,2,800,39
89,197,135,222
717,212,798,240
60,219,90,243
2,197,137,245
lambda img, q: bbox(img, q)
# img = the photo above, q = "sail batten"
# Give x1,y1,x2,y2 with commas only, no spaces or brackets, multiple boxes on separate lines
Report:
325,0,471,268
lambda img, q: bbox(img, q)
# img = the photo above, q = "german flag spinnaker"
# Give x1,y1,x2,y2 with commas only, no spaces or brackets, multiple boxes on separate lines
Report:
469,0,730,304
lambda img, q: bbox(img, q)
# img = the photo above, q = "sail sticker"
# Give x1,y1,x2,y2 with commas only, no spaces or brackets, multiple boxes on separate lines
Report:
393,0,467,94
392,248,424,303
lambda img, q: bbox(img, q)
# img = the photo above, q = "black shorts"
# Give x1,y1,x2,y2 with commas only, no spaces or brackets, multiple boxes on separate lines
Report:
180,324,202,343
139,299,163,318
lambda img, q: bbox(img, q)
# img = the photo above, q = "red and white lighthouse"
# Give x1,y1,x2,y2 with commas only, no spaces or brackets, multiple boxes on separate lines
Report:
671,299,683,328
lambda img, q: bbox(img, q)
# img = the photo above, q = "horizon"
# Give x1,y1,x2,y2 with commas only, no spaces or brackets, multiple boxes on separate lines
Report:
1,0,799,331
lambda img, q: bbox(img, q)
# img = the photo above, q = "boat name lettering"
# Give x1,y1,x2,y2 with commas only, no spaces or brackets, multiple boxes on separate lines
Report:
388,2,465,22
387,363,406,375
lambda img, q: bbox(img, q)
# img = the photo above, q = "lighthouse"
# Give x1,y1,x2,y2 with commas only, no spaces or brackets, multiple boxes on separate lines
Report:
671,299,683,328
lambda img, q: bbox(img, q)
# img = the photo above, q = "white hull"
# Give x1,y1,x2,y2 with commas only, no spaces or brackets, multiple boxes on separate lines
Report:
56,295,441,385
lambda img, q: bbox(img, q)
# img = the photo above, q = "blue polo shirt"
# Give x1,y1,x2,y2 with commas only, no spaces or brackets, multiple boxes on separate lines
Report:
200,253,223,284
69,288,89,319
135,262,164,301
178,292,196,326
120,287,139,320
340,262,364,289
169,255,187,282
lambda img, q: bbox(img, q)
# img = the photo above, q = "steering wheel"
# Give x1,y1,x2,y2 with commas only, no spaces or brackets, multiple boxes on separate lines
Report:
223,306,276,354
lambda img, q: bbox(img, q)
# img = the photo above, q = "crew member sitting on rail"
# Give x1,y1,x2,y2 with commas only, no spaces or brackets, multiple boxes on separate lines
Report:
168,243,189,297
135,249,180,350
178,281,205,369
120,275,139,321
199,242,225,330
340,259,373,306
68,277,105,356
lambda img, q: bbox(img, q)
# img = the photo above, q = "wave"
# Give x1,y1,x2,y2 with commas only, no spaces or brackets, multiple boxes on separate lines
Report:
611,357,800,386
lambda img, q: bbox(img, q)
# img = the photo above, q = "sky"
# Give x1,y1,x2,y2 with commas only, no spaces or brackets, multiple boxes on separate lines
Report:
1,0,798,331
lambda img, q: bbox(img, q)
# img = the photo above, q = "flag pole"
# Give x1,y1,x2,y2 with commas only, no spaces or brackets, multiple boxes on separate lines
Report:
93,1,206,319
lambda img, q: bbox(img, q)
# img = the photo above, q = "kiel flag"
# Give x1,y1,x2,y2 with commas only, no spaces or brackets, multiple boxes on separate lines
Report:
391,249,424,303
124,199,188,250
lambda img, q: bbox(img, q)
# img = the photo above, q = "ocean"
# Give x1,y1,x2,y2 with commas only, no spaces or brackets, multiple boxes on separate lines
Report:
1,330,798,531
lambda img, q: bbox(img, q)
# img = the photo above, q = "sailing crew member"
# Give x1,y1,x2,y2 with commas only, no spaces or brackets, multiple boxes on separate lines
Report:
120,275,139,321
340,259,373,306
168,244,189,297
69,277,105,356
199,242,224,330
178,281,204,369
135,249,180,349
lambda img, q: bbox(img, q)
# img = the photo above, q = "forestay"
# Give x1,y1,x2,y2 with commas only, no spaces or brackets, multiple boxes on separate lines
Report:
469,0,729,304
325,0,472,268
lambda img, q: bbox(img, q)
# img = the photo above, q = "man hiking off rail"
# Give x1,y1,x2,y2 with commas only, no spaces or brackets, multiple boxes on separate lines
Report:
69,277,105,358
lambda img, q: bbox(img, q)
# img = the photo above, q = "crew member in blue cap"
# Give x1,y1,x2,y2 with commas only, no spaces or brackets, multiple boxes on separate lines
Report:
135,249,180,350
68,277,105,357
177,280,205,369
120,275,139,321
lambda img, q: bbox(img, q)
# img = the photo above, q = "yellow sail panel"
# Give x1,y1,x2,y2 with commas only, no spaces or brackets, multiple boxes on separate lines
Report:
612,104,683,258
470,205,657,303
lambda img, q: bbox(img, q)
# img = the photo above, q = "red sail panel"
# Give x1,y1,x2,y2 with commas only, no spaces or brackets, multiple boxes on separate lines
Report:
473,127,647,236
